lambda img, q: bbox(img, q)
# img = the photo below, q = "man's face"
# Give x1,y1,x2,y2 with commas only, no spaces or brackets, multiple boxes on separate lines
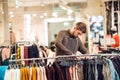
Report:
73,29,83,37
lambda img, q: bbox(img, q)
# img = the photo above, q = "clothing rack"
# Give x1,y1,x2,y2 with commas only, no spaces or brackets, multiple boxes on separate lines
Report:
9,53,120,62
0,46,9,48
16,41,31,45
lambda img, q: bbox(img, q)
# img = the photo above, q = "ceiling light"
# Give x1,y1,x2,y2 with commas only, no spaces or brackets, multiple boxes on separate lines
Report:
67,9,73,15
16,5,19,8
9,12,13,15
44,13,47,16
40,16,44,18
10,15,14,18
68,15,72,19
1,11,4,14
32,14,37,17
52,12,58,17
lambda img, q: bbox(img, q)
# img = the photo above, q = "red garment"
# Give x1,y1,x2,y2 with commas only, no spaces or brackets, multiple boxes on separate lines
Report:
111,34,120,48
24,46,28,65
45,66,55,80
66,67,71,80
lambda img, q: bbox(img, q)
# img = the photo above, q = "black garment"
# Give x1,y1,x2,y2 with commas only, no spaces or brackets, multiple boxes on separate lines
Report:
11,43,18,54
59,65,67,80
111,56,120,77
83,59,95,80
32,44,39,63
83,59,104,80
32,44,39,58
0,49,2,65
105,1,112,34
97,64,104,80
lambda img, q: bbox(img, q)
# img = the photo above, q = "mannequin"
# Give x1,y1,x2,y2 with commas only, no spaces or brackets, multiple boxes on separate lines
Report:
110,26,120,48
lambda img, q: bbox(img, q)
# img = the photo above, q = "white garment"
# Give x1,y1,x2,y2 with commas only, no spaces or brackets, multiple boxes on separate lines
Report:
29,67,32,80
47,51,56,66
16,69,20,80
39,66,43,80
13,69,17,80
4,69,12,80
20,46,25,65
42,67,47,80
37,67,40,80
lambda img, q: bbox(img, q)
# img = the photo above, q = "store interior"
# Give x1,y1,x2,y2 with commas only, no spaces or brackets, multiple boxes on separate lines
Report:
0,0,120,53
1,1,120,80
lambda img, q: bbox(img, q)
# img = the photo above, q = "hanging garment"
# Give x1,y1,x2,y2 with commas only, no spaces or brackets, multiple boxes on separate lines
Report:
106,59,120,80
0,66,8,80
97,64,104,80
24,46,28,65
52,63,64,80
39,66,43,80
0,49,2,65
29,67,32,80
42,67,47,80
4,69,12,80
36,67,40,80
31,67,37,80
66,66,71,80
20,46,25,65
77,63,84,80
20,68,25,80
83,59,96,80
47,51,56,66
45,66,55,80
111,56,120,77
16,46,21,64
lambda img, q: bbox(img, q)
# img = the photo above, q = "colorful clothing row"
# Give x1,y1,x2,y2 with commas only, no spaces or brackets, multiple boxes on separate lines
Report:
15,44,39,65
3,63,79,80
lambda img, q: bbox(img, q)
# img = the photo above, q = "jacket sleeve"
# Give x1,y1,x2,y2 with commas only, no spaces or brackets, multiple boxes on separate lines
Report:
78,38,89,54
55,31,73,55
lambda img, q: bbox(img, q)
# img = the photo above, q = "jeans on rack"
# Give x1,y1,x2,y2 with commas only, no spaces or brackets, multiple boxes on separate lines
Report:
97,64,104,80
57,64,67,80
83,59,95,80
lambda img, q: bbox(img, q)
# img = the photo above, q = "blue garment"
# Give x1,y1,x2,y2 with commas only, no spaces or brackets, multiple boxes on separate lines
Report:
0,66,8,80
106,59,120,80
28,45,35,58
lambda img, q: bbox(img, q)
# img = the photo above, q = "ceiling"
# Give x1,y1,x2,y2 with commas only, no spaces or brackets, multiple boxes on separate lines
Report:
7,0,87,7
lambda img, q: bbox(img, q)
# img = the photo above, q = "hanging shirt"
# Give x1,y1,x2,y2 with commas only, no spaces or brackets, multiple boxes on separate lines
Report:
111,33,120,48
106,59,120,80
20,46,25,65
42,67,47,80
0,66,8,80
31,67,37,80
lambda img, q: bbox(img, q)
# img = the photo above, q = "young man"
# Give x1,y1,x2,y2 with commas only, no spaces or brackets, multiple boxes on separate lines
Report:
55,22,89,56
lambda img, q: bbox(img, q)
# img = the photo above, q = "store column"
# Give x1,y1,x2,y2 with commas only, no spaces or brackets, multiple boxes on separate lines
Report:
3,0,10,43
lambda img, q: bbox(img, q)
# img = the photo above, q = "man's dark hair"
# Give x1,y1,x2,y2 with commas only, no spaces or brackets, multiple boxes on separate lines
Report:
76,22,87,33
